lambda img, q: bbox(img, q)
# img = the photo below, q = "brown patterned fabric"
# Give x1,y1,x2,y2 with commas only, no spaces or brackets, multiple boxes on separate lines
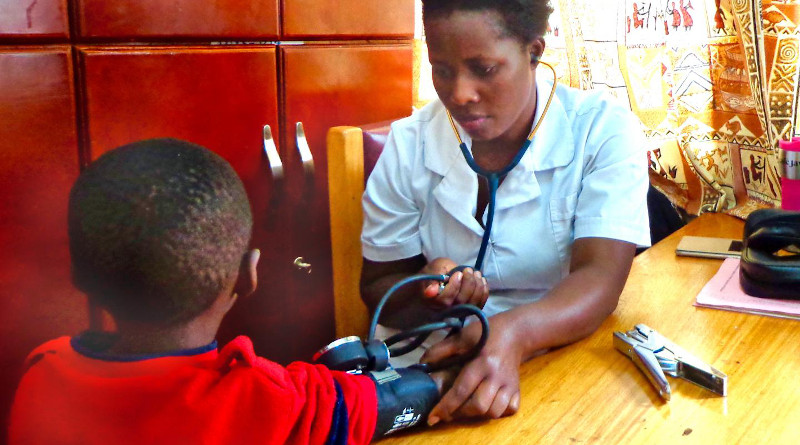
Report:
542,0,800,218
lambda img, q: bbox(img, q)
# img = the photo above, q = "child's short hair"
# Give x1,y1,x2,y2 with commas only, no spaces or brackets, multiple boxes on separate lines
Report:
68,138,253,326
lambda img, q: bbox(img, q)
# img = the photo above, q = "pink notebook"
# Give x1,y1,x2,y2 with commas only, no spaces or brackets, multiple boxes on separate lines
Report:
694,258,800,320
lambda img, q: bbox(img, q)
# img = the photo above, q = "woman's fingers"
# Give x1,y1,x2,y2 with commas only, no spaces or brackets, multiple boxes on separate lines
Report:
453,378,499,418
454,269,490,307
477,274,489,307
423,281,441,298
426,268,490,308
429,366,461,395
486,386,518,418
426,362,484,425
421,332,464,365
453,268,477,305
505,392,521,416
424,271,462,306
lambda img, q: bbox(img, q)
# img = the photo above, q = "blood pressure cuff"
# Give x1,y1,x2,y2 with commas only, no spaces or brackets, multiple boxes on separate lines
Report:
739,208,800,299
369,367,439,439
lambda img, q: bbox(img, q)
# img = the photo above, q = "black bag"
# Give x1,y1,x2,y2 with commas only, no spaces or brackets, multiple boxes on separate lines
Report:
739,208,800,299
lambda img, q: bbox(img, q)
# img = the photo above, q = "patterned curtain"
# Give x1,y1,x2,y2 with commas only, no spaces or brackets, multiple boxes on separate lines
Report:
544,0,800,218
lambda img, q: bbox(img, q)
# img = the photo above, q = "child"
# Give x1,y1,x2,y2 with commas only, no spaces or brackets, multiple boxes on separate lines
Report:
10,138,441,445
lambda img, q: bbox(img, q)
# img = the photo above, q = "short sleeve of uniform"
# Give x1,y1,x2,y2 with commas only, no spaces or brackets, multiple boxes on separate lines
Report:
361,120,424,261
573,95,651,247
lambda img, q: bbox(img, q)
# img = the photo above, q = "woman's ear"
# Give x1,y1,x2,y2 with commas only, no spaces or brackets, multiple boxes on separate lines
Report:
233,249,260,298
528,37,546,66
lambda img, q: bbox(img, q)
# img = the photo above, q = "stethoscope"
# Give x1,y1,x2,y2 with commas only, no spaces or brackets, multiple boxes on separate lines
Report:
444,60,558,271
313,61,557,374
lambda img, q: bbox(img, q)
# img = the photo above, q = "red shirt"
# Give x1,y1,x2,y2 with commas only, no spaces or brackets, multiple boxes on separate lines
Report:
10,335,377,445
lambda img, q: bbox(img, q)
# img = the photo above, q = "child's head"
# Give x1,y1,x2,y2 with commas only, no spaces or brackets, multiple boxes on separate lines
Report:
68,138,253,327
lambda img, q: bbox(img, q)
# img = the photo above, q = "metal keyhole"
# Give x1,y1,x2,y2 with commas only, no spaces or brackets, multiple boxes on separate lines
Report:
294,257,312,273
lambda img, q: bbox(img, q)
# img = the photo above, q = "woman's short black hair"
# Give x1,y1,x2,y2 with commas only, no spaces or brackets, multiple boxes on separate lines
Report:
422,0,554,44
68,138,253,326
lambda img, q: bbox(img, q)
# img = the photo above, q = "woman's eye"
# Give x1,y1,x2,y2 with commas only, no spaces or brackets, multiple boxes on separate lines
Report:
432,66,452,79
473,64,497,77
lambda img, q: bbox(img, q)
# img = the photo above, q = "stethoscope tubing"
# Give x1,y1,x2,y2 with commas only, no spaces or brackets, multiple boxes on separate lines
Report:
365,62,558,368
368,274,446,341
448,61,557,272
458,138,532,271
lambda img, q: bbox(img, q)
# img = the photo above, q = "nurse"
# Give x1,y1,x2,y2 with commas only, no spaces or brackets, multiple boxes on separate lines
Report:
360,0,650,424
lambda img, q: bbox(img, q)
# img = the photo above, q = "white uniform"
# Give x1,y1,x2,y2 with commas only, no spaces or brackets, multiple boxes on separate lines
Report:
362,79,651,318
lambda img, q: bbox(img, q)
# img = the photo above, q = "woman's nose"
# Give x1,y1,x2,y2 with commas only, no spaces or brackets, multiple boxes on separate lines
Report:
449,75,479,105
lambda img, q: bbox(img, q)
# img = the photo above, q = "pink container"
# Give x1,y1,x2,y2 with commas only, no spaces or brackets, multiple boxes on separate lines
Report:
779,137,800,211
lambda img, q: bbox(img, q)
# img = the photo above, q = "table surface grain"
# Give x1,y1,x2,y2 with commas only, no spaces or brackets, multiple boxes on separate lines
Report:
381,213,800,444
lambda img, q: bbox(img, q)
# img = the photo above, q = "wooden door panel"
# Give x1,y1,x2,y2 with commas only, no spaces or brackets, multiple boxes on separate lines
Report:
0,0,69,39
282,0,414,39
279,43,413,358
281,44,413,175
75,0,279,39
79,47,280,167
78,46,308,363
0,47,84,431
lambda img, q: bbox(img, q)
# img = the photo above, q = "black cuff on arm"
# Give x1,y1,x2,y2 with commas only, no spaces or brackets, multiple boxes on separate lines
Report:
369,367,439,440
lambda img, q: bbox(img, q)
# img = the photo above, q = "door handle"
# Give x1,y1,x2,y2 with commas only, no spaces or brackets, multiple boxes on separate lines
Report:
294,256,312,273
295,122,315,176
263,125,284,180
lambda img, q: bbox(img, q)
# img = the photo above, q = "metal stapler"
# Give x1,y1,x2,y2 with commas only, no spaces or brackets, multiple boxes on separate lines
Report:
613,324,728,401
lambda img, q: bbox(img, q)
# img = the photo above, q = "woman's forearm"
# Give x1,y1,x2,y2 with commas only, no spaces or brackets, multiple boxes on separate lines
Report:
505,237,635,360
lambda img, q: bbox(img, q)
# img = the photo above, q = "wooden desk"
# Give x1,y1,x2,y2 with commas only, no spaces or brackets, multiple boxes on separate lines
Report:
383,213,800,444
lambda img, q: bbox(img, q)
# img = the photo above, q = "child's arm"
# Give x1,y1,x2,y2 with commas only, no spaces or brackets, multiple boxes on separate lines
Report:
365,367,440,439
221,337,443,444
330,366,442,442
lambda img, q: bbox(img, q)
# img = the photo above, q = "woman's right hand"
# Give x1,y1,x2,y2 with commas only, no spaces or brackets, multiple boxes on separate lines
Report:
420,257,489,309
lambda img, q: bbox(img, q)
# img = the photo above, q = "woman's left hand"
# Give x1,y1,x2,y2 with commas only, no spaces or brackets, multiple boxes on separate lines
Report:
420,312,522,424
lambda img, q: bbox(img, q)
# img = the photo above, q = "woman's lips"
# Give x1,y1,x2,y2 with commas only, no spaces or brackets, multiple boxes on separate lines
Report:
456,115,487,133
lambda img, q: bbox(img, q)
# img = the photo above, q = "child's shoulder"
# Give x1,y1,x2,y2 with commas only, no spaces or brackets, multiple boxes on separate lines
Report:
21,336,72,372
217,336,341,390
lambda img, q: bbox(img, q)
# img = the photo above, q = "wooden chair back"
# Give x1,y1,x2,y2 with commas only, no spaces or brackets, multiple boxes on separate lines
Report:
326,121,392,338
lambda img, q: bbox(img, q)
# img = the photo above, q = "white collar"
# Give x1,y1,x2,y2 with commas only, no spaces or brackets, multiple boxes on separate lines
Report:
422,78,576,177
422,79,576,234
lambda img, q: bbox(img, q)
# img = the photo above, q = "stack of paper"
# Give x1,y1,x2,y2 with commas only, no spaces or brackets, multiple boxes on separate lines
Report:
694,258,800,320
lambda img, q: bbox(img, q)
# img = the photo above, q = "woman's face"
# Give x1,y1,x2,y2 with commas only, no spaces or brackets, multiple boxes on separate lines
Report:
425,10,542,143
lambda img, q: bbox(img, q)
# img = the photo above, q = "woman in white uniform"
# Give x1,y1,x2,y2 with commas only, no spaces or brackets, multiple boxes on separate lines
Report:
361,0,650,425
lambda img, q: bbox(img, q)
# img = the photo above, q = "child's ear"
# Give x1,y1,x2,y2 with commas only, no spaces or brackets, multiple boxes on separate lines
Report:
233,249,260,298
72,265,93,294
72,266,86,292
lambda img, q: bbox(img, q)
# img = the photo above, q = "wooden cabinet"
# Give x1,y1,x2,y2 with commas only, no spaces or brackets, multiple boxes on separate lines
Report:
0,46,87,433
1,0,413,426
0,0,70,39
77,45,296,361
258,44,412,361
282,0,414,38
76,42,412,363
73,0,414,40
74,0,280,40
78,46,280,163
